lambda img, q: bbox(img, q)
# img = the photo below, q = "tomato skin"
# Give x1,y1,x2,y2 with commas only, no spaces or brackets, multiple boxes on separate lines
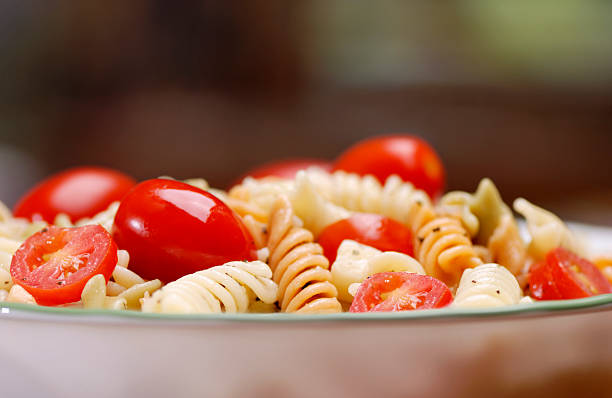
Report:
334,135,445,199
236,158,332,183
318,213,414,264
350,272,452,312
529,248,612,300
112,179,257,283
10,225,118,306
14,167,136,223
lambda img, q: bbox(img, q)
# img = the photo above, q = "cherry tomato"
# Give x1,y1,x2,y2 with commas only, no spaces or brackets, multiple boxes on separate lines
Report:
10,225,118,306
112,179,257,283
236,158,332,183
318,213,414,264
14,167,136,223
334,135,445,199
350,272,452,312
529,248,612,300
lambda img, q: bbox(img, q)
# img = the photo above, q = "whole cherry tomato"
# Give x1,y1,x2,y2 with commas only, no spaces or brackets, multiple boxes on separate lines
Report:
112,179,257,283
529,247,612,300
318,213,414,264
10,225,118,306
334,135,445,199
350,272,452,312
14,167,136,223
236,158,332,183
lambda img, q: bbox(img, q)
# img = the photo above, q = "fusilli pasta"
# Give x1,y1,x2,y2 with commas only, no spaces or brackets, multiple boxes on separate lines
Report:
267,196,342,313
331,240,425,303
141,261,278,314
514,198,582,261
453,263,522,308
303,168,435,233
415,215,483,285
488,214,527,276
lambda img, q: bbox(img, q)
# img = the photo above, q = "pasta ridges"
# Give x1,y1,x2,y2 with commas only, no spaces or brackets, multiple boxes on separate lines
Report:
267,196,342,313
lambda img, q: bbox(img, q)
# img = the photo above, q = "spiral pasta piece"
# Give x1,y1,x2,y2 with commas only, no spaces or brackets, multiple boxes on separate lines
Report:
416,216,483,285
267,196,342,314
453,263,523,308
302,169,436,233
488,214,527,276
141,261,278,314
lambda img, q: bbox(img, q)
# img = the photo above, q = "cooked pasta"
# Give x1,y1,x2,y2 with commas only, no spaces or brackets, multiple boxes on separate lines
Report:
0,237,21,291
303,168,435,233
81,274,127,310
141,261,278,314
290,172,351,237
5,284,36,305
415,215,483,285
438,191,479,238
228,176,295,221
331,240,426,303
453,263,522,308
488,214,527,276
514,198,582,261
469,178,513,245
267,196,342,313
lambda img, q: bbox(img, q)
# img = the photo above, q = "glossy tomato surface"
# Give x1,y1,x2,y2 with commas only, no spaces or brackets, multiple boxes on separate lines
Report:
14,167,136,223
236,158,332,183
10,225,118,306
318,213,414,264
334,135,445,199
529,248,612,300
350,272,452,312
112,179,257,283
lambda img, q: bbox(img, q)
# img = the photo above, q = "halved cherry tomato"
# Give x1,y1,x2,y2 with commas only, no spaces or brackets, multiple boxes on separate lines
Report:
350,272,452,312
334,135,445,199
235,158,332,184
10,225,118,306
112,179,257,283
529,248,612,300
318,213,414,264
14,166,136,223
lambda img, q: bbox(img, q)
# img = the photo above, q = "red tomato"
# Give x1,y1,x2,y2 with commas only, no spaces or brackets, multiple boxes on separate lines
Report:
112,179,257,283
237,158,332,183
529,248,612,300
10,225,118,306
14,167,136,223
334,135,445,199
318,213,414,264
350,272,452,312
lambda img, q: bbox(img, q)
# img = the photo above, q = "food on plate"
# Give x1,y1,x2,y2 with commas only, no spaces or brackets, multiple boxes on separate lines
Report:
349,272,452,312
317,213,414,264
13,166,135,223
333,135,446,199
10,225,117,305
528,248,612,300
0,135,610,315
112,179,257,283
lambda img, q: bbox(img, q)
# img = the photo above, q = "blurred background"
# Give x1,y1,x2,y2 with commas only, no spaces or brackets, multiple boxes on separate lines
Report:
0,1,611,224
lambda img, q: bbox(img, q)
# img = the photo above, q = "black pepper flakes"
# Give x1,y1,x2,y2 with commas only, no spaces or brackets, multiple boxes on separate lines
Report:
471,280,477,284
352,250,360,256
432,227,441,233
496,290,501,295
41,228,49,233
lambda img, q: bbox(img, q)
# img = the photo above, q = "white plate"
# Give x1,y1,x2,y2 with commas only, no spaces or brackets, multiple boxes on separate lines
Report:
0,222,611,398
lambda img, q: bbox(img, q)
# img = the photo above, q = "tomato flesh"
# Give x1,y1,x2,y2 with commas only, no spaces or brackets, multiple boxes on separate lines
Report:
10,225,118,305
234,158,332,186
334,135,446,199
318,213,414,264
350,272,452,312
112,179,257,283
529,248,612,300
14,166,136,223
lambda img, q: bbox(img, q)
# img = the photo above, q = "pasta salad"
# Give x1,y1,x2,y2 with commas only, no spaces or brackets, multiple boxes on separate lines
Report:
1,135,611,314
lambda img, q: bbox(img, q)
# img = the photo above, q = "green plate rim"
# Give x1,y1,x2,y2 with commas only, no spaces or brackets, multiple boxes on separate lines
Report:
2,294,612,324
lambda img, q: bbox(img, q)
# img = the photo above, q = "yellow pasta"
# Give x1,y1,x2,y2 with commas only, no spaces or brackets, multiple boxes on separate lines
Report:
267,196,342,314
488,214,527,276
415,215,483,285
141,261,277,314
303,168,435,233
